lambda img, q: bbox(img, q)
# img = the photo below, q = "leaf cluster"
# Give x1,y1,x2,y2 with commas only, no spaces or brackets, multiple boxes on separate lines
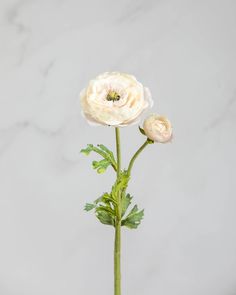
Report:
84,171,144,229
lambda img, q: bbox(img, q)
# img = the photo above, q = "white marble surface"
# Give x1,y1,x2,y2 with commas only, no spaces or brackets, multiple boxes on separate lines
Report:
0,0,236,294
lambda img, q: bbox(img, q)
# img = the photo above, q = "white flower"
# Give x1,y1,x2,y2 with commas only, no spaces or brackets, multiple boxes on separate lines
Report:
80,72,153,127
143,114,172,143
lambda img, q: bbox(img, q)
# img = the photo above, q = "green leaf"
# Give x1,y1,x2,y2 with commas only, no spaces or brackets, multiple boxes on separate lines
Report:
94,196,103,204
100,193,117,206
80,144,94,156
121,193,132,217
85,192,117,220
96,207,115,226
94,192,117,207
139,126,146,135
80,144,117,172
97,144,116,161
92,158,110,174
84,203,96,211
96,205,115,216
111,171,130,204
121,205,144,229
128,204,138,215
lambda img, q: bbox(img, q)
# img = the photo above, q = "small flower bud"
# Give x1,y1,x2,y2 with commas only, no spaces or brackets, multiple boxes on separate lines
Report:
143,114,172,143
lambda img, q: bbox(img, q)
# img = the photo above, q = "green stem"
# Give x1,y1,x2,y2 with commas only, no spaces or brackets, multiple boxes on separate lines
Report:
127,139,150,176
114,127,121,295
114,219,121,295
115,128,121,177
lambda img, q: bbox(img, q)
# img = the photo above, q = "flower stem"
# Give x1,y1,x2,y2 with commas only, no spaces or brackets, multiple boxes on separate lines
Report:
114,127,121,295
127,139,150,176
115,127,121,177
114,219,121,295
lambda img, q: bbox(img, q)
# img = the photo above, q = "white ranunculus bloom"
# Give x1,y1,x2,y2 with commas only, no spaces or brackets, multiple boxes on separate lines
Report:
80,72,153,127
143,114,172,143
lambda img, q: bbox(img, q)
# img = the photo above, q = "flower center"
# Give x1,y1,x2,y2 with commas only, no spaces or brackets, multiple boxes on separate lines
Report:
106,91,121,101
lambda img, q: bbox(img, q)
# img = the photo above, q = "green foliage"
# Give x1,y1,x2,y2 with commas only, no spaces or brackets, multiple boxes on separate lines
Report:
82,141,146,229
97,144,115,160
80,144,94,156
92,159,110,174
121,205,144,229
84,186,144,229
84,203,96,211
80,144,117,173
121,193,132,217
111,170,130,200
96,207,115,226
84,192,117,227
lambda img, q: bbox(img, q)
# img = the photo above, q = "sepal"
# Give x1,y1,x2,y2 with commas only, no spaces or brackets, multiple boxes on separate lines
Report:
147,138,154,144
138,126,146,136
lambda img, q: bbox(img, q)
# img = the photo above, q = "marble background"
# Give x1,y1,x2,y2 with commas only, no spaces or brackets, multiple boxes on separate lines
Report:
0,0,236,294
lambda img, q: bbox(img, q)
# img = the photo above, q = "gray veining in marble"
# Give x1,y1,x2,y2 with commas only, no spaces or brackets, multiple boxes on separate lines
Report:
0,0,236,294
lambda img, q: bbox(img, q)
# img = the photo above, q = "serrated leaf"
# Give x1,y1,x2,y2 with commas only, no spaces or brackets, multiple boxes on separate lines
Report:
94,192,117,207
92,159,110,174
121,205,144,229
94,196,103,204
111,171,130,204
80,144,94,156
96,205,115,216
84,203,96,211
101,193,117,206
80,144,117,172
96,208,115,226
139,126,146,135
85,192,117,217
97,192,109,202
95,144,117,171
121,193,132,217
97,144,116,160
